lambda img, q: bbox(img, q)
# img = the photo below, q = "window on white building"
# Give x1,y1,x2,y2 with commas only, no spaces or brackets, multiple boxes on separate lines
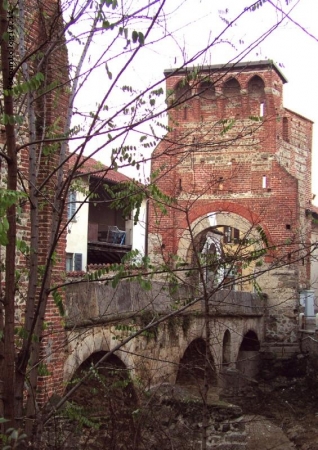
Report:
66,253,82,272
67,191,77,221
66,253,73,272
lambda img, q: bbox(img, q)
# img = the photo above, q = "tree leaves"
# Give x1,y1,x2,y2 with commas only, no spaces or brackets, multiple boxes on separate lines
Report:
102,0,118,9
132,30,145,45
249,0,267,11
3,72,44,97
52,289,65,317
0,189,26,245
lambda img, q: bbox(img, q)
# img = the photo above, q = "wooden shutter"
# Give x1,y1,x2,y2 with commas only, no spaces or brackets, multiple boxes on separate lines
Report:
68,191,77,220
74,253,82,271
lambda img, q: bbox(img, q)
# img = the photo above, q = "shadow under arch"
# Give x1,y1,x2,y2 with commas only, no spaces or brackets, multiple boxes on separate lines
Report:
175,338,217,389
173,78,191,104
199,80,216,100
248,75,266,116
63,328,135,385
223,77,241,98
222,329,231,366
247,74,265,97
66,351,138,449
236,330,261,378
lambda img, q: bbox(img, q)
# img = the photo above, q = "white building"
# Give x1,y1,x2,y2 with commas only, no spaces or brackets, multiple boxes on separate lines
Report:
66,154,147,271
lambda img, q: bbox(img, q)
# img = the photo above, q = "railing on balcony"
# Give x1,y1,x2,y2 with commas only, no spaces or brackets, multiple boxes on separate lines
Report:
99,226,126,245
87,223,131,265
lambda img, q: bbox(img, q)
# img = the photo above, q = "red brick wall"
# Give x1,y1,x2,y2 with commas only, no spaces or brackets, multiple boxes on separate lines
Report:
35,1,69,402
149,62,313,337
14,0,70,403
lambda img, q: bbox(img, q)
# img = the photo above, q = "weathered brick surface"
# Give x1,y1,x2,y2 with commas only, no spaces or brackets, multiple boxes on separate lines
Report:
3,0,70,403
148,61,313,342
30,1,69,403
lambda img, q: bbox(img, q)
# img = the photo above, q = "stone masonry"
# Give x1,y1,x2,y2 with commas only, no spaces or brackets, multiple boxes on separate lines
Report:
148,61,313,343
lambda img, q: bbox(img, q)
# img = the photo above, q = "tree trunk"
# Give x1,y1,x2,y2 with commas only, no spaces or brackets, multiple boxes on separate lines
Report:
0,1,18,429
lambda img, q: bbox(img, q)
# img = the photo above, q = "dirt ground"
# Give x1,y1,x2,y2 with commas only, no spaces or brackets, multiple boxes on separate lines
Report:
233,376,318,450
56,354,318,450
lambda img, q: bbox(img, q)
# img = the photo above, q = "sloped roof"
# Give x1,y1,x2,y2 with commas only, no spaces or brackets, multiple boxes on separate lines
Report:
68,153,131,184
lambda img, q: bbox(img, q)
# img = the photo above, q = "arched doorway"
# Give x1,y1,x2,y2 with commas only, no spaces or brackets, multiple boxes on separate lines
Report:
191,227,224,287
236,330,261,378
180,211,267,293
66,351,138,449
176,338,217,389
188,223,251,291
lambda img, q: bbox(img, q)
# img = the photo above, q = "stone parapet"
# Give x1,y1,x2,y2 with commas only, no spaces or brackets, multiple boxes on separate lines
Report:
208,290,264,316
65,280,265,328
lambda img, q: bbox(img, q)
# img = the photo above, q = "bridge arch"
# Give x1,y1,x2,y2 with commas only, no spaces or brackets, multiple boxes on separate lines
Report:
64,327,135,384
66,350,138,448
175,337,217,388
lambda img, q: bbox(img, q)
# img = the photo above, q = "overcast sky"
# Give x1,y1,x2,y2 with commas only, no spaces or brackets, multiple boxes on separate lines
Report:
69,0,318,195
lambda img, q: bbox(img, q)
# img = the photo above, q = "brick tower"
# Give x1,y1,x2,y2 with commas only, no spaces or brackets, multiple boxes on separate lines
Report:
0,0,70,423
148,61,313,343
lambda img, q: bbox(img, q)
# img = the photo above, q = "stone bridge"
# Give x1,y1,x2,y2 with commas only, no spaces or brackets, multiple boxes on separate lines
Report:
63,281,265,390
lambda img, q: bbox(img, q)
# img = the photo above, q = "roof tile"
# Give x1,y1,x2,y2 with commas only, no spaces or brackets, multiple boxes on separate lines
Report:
68,153,131,184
